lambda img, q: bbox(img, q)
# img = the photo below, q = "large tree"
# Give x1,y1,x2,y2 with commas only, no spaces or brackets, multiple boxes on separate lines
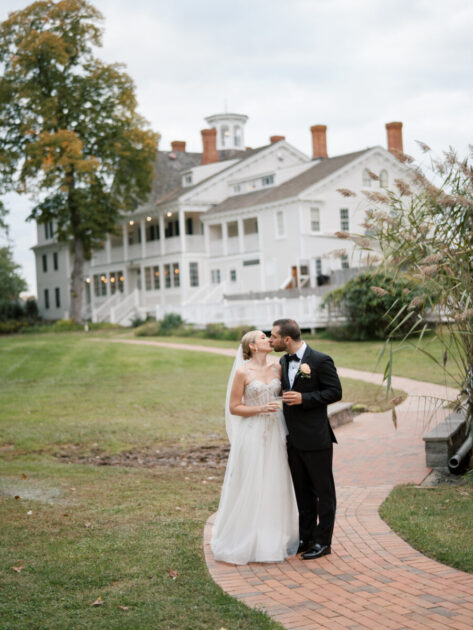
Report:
0,0,158,322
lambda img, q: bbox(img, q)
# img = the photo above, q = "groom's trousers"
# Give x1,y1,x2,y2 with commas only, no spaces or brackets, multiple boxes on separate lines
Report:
287,444,336,546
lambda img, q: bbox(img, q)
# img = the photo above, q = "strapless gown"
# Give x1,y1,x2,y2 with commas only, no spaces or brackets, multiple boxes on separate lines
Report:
210,377,299,564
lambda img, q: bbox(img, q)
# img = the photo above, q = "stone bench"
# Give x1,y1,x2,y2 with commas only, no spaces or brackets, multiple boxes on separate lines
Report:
328,402,354,429
423,410,467,470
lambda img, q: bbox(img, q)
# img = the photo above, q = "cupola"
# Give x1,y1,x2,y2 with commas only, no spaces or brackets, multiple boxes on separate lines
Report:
204,112,249,151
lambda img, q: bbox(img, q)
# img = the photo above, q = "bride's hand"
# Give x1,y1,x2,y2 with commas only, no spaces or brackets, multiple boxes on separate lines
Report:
260,401,279,413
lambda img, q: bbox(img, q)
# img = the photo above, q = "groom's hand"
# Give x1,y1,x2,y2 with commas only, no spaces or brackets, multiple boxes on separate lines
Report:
282,391,302,406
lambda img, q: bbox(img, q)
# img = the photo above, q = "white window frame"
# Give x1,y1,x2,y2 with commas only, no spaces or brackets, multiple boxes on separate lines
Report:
276,210,285,238
189,262,199,287
340,208,349,231
310,207,321,233
262,174,274,187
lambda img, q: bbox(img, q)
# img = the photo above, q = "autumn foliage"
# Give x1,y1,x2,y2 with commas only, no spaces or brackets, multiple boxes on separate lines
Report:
0,0,159,322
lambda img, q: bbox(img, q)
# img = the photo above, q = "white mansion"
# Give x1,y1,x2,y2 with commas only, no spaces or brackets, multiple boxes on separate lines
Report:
33,114,409,328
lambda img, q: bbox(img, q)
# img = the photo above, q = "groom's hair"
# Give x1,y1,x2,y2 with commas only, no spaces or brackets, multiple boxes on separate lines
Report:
273,319,301,341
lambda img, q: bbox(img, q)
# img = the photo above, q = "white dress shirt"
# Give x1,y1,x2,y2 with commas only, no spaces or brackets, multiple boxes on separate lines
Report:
288,342,307,389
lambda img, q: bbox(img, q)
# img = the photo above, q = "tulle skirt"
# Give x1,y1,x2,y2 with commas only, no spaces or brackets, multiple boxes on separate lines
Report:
211,410,299,564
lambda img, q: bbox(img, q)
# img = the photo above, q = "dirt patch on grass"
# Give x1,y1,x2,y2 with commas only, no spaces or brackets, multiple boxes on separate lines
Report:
54,443,230,469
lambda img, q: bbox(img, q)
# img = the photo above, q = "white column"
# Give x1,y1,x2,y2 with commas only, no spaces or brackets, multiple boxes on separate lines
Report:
105,234,111,264
238,218,244,254
204,223,210,258
222,222,228,256
140,219,146,259
179,209,186,254
159,214,165,256
122,224,128,261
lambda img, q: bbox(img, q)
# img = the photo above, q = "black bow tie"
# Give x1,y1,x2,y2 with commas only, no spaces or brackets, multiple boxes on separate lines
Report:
287,354,300,362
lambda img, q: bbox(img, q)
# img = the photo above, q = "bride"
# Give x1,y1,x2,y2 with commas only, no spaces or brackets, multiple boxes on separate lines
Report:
210,330,299,564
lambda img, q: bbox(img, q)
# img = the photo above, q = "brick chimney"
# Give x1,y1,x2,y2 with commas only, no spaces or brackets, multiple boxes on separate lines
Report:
386,122,403,155
270,135,285,144
201,128,219,165
310,125,328,159
171,140,186,152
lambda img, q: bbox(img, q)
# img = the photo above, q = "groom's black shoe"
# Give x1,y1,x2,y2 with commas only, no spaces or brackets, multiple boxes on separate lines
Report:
301,543,331,560
297,540,313,554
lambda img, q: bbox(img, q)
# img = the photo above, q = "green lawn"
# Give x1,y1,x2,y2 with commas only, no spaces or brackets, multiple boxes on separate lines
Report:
380,479,473,574
0,333,404,455
156,333,461,388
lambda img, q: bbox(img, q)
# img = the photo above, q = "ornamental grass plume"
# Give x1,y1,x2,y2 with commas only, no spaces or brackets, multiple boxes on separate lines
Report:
421,253,442,265
408,296,424,310
394,178,412,196
350,235,372,248
418,264,438,276
454,309,473,322
351,146,473,433
394,152,415,164
415,140,431,153
337,188,357,197
362,191,390,204
371,286,389,297
327,248,348,258
366,169,379,181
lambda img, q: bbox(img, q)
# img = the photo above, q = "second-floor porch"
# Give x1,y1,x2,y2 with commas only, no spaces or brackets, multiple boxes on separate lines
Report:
90,210,205,266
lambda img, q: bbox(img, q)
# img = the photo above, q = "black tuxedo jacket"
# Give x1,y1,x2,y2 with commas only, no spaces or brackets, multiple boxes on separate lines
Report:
280,344,342,451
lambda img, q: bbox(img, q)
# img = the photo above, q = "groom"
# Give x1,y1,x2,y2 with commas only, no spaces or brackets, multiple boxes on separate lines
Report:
270,318,342,560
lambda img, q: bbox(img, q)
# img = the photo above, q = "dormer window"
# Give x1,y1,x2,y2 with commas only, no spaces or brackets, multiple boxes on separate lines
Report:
379,169,388,187
233,183,241,193
262,174,274,186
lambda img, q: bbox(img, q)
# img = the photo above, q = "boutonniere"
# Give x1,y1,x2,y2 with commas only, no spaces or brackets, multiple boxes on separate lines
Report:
298,363,311,379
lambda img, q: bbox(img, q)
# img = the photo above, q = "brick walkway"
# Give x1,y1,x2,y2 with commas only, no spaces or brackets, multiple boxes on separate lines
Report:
93,338,473,628
203,370,473,630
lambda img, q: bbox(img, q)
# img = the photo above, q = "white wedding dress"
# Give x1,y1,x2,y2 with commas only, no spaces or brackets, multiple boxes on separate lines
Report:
211,367,299,564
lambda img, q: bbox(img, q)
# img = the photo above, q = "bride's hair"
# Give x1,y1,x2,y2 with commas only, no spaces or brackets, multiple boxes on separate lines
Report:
241,330,260,360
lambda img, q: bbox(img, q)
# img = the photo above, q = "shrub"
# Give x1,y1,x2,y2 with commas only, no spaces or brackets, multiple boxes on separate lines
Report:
204,322,226,339
135,321,160,336
322,271,427,341
24,297,39,320
0,320,25,334
223,325,255,341
130,316,146,328
53,318,82,332
0,300,24,322
160,313,184,331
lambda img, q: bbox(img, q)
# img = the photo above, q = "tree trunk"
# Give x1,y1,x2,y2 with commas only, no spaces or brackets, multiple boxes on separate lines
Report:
70,236,85,324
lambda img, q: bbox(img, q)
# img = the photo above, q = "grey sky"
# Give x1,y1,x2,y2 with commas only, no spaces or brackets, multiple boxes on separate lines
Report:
1,0,472,294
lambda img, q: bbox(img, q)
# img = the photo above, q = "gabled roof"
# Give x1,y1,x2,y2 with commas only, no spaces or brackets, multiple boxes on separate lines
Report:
153,145,271,207
205,148,372,215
